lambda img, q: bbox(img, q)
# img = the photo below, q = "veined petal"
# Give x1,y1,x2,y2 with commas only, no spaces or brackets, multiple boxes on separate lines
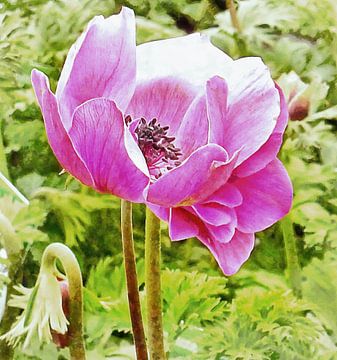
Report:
175,94,209,159
69,98,149,202
31,69,94,187
192,203,234,226
169,207,200,241
56,7,136,129
126,77,196,136
147,203,170,222
205,222,236,244
136,33,233,90
234,84,289,177
234,159,293,233
203,183,243,207
207,58,280,166
147,144,238,207
199,230,255,276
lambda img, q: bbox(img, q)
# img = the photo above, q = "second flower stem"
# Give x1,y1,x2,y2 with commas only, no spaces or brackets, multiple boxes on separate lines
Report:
145,207,165,360
121,200,148,360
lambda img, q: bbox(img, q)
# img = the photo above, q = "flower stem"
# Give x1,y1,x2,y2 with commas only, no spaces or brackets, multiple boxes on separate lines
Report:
145,207,165,360
41,243,86,360
226,0,241,33
281,215,302,297
120,200,148,360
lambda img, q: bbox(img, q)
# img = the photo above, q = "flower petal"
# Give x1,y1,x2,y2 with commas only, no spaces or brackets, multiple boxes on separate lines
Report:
234,84,288,177
206,58,280,166
147,144,238,207
203,183,243,207
126,77,196,135
199,230,255,275
147,203,170,222
136,33,233,91
68,98,149,202
205,222,236,244
175,94,209,158
31,69,94,187
234,159,293,233
169,208,200,241
56,7,136,129
192,203,234,226
206,76,228,146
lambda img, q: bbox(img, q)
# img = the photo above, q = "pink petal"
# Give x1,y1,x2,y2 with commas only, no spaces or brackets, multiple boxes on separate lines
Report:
199,230,255,275
234,159,293,233
126,77,196,135
31,69,94,187
175,94,209,158
206,76,228,147
68,98,149,202
203,183,243,207
136,34,233,91
234,84,288,177
192,203,234,226
169,208,200,241
56,7,136,129
207,58,280,166
147,144,238,207
147,203,170,222
205,222,236,244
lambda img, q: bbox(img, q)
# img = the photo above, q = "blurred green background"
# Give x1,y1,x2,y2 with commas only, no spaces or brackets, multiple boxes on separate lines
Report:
0,0,336,359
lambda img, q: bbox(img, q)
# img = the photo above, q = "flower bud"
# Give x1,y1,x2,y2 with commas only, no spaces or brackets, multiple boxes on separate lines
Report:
288,96,310,121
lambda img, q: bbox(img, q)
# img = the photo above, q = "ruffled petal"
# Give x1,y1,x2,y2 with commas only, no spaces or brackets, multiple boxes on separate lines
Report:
68,98,149,202
31,69,94,187
206,58,280,166
205,222,236,244
147,144,238,207
192,203,234,226
169,207,200,241
56,7,136,129
234,159,293,233
147,203,170,222
234,84,288,177
175,94,208,158
126,77,196,135
199,230,255,276
203,183,243,207
136,33,233,91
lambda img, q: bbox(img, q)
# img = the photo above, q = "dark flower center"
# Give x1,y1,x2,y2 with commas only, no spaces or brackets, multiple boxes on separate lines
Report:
128,116,182,180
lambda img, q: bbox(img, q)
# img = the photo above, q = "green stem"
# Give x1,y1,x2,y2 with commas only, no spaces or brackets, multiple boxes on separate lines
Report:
145,207,165,360
281,215,302,297
41,243,86,360
120,200,148,360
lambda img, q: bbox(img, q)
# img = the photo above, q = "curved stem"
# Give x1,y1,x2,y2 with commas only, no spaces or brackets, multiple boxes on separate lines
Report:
145,207,165,360
120,200,148,360
41,243,86,360
281,215,302,297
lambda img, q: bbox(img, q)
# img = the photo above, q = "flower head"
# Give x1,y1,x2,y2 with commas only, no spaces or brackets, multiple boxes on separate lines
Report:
32,7,292,275
0,271,68,348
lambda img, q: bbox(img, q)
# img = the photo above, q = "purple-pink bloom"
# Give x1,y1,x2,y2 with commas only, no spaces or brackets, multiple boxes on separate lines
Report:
32,7,292,275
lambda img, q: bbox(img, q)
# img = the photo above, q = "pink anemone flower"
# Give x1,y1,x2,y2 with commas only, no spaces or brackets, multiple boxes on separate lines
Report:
32,7,292,275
